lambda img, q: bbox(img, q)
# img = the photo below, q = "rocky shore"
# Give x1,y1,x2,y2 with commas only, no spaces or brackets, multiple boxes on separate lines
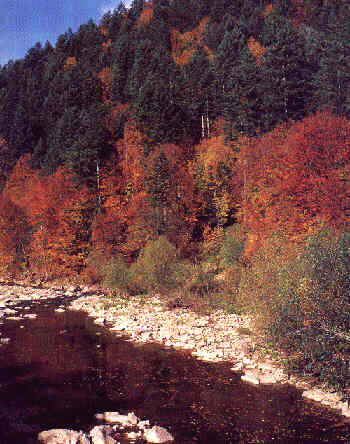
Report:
0,279,349,443
69,291,350,419
38,411,175,443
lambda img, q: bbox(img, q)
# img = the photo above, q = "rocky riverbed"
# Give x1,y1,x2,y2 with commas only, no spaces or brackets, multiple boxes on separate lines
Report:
38,412,175,444
68,290,350,419
0,280,349,443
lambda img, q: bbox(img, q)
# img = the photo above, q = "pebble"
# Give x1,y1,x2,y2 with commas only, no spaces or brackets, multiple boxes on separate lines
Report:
24,313,37,319
55,308,65,313
144,425,174,443
241,372,260,385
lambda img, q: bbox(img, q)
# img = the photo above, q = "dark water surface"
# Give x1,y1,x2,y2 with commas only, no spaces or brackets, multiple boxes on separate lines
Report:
0,297,349,444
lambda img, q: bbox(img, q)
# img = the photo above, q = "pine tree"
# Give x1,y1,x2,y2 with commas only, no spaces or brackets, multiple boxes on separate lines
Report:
146,149,171,234
224,48,262,138
126,39,155,100
184,48,215,141
132,47,186,144
111,32,135,103
258,14,313,132
312,39,350,117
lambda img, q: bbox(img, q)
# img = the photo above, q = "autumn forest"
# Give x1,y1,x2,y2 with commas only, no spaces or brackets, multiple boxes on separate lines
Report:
1,0,350,395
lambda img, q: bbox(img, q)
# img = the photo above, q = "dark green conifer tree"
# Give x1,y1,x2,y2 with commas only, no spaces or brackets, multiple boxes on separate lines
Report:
146,149,171,234
312,39,350,117
224,48,262,138
132,47,186,144
258,14,313,132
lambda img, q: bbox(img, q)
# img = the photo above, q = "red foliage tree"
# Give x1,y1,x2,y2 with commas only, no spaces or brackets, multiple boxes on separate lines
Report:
0,196,29,275
4,156,95,278
239,111,350,252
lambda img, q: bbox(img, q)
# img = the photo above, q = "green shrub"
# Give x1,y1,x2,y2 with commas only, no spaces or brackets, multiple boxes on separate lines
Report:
129,235,182,294
238,231,298,319
102,256,130,292
183,262,218,297
218,224,246,268
241,227,350,398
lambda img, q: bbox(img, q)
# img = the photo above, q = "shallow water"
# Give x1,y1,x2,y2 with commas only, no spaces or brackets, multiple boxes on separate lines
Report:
0,297,349,444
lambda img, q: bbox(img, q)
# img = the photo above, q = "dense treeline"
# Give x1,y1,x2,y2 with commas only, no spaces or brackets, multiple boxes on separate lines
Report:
0,0,350,397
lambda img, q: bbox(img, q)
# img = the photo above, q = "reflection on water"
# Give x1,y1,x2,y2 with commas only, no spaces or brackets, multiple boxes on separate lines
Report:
0,298,349,444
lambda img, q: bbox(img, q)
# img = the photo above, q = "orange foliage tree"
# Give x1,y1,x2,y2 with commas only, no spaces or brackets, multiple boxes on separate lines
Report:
263,3,274,17
190,132,240,230
145,143,201,254
238,111,350,252
98,67,114,105
137,1,154,28
247,36,265,66
0,196,29,274
64,56,77,71
170,17,212,66
90,121,150,263
26,169,94,278
90,120,201,264
3,156,94,278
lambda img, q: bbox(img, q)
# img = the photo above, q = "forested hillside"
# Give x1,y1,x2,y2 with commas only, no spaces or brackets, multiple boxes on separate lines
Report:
0,0,349,276
1,0,350,398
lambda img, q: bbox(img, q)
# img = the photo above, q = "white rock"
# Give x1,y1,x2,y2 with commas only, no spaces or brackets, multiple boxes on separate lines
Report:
38,429,90,444
272,368,287,382
159,329,172,340
231,362,243,372
110,324,126,332
4,308,16,314
241,372,260,385
90,425,116,444
258,362,275,372
101,411,139,426
259,374,277,385
143,425,174,443
302,389,325,402
24,313,37,319
341,402,350,418
138,420,151,430
142,332,153,340
127,431,141,439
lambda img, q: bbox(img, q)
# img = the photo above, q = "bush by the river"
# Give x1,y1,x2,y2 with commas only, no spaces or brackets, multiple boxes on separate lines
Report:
93,225,350,400
240,227,350,400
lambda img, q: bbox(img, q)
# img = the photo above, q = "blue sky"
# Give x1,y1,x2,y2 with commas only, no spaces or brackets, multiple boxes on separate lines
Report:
0,0,131,66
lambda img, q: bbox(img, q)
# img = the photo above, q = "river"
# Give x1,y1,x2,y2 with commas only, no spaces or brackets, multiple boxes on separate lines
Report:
0,295,349,443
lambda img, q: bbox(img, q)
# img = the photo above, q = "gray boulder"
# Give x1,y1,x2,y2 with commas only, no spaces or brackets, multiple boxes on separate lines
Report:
38,429,90,444
89,425,116,444
144,425,174,443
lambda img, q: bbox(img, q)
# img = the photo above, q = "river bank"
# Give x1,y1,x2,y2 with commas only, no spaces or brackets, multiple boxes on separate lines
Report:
1,279,350,424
